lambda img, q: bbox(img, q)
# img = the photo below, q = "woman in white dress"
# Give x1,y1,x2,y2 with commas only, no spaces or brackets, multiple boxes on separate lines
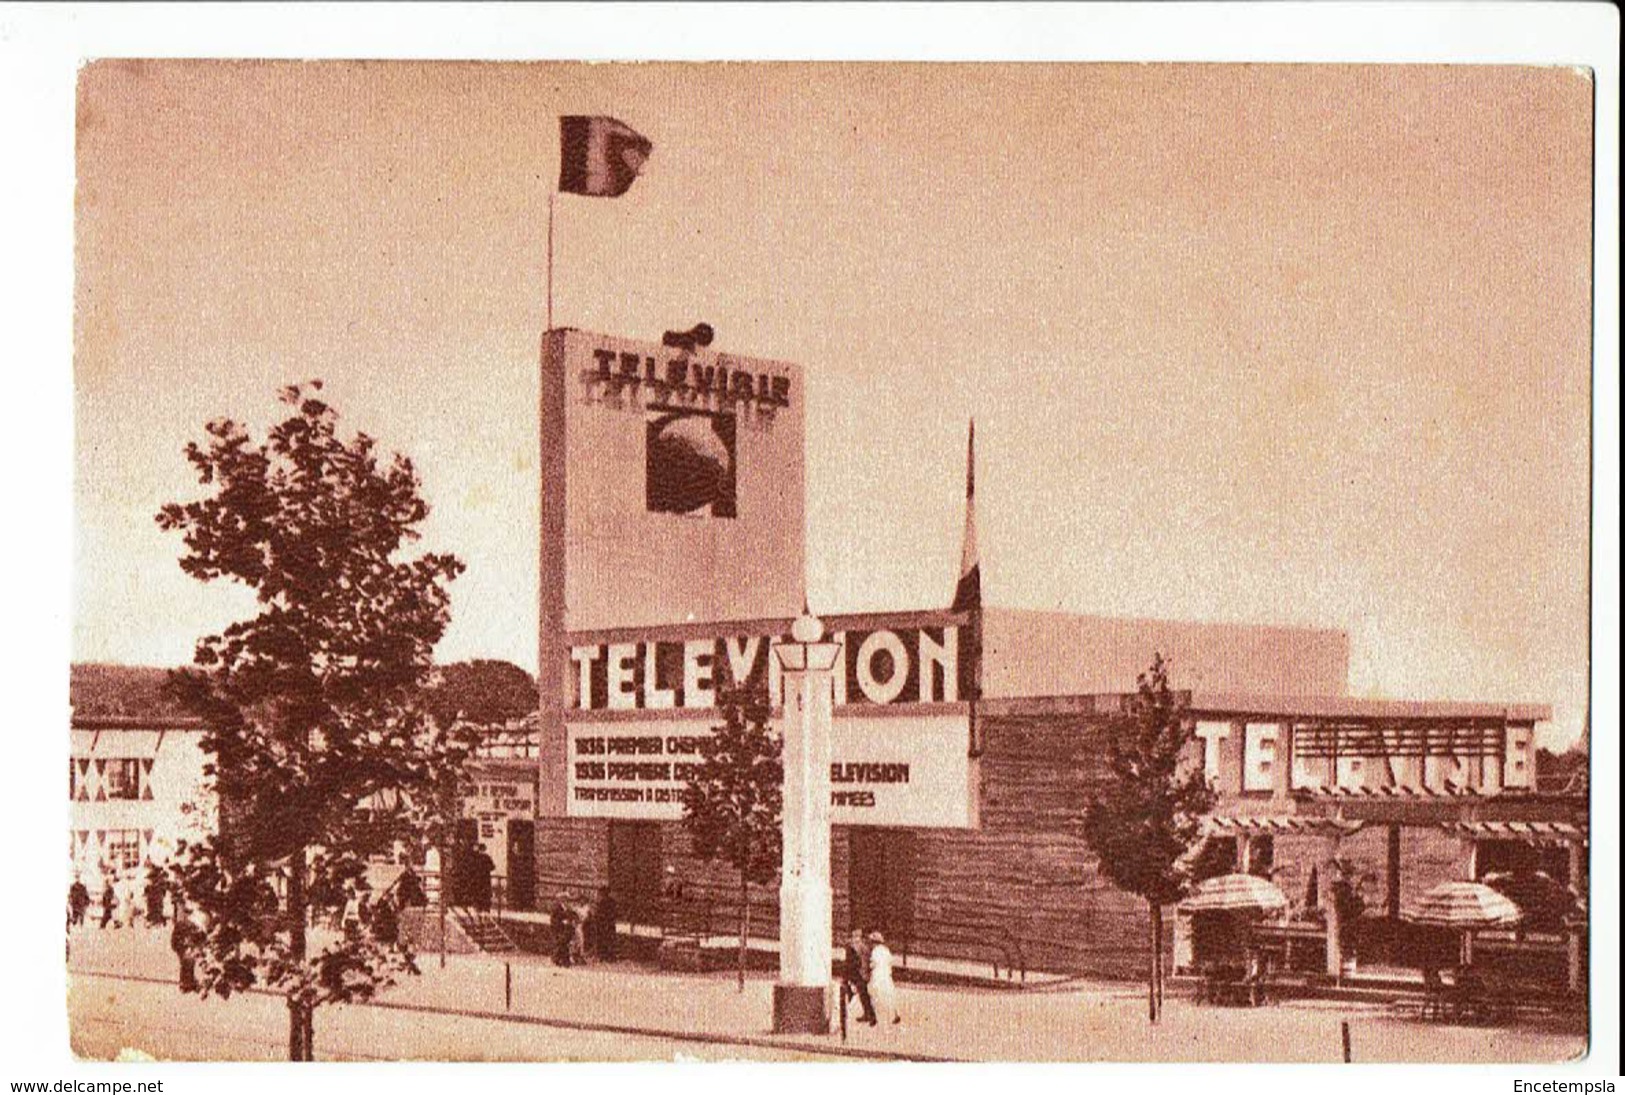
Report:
867,931,900,1025
118,872,141,929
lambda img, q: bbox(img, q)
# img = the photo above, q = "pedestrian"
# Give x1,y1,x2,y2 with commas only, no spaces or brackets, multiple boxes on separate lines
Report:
867,931,900,1025
1329,860,1365,976
571,894,591,964
341,889,364,937
396,865,427,908
372,893,400,946
307,854,330,927
590,886,618,961
551,895,576,967
68,878,90,928
99,877,117,930
843,929,879,1025
170,901,199,992
469,843,496,912
144,863,168,926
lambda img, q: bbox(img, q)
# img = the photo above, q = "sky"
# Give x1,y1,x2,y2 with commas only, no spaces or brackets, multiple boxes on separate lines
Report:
73,61,1594,748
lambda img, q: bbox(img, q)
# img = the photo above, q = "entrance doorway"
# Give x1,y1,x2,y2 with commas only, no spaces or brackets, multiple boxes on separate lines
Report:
448,818,480,906
846,828,917,948
608,821,664,927
506,821,536,911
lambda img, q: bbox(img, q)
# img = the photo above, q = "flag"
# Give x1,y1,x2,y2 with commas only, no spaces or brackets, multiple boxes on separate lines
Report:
952,420,980,611
559,116,653,197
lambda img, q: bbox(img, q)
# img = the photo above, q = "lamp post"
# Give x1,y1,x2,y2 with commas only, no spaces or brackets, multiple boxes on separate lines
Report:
771,608,841,1034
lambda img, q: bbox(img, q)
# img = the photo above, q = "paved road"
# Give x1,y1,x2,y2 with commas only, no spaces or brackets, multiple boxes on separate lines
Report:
66,926,1587,1064
70,972,842,1062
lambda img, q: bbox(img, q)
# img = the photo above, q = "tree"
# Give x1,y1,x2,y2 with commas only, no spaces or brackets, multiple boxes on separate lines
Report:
680,688,783,992
427,659,538,726
155,381,472,1060
1081,653,1213,1022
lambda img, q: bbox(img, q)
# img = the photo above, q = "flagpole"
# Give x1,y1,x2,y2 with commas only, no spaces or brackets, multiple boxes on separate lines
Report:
546,190,557,333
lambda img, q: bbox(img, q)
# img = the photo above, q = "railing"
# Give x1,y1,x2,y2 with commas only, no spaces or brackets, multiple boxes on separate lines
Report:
518,873,1026,982
657,884,1026,983
894,919,1026,983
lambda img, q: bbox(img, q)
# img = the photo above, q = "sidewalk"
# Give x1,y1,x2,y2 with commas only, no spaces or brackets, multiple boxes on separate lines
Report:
66,924,1586,1063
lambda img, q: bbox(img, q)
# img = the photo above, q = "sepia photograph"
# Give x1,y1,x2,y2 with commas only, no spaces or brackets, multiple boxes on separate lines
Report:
3,3,1618,1088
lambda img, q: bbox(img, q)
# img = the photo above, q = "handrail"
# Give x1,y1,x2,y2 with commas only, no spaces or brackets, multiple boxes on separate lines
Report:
893,918,1025,983
680,887,1027,983
515,873,1029,983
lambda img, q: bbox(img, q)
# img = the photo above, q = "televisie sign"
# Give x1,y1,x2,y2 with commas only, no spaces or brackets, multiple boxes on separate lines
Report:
584,345,793,410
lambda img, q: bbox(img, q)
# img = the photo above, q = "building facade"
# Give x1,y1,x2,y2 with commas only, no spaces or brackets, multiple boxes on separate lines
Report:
521,327,1584,979
69,717,213,885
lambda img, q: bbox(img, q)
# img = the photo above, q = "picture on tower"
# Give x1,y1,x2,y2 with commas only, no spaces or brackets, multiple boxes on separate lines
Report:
645,408,738,518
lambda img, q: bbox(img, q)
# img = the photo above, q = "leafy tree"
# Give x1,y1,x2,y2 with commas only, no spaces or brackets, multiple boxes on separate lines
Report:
1081,653,1213,1022
427,659,538,726
680,688,783,992
155,382,472,1060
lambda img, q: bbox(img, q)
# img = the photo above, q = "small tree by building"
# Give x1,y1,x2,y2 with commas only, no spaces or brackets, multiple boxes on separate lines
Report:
1081,653,1213,1022
680,688,783,992
155,382,473,1060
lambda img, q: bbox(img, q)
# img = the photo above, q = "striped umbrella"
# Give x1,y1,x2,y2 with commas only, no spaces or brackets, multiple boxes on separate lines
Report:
1404,881,1522,928
1181,873,1290,914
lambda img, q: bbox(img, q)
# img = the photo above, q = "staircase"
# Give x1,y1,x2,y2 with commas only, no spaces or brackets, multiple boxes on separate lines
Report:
452,907,520,954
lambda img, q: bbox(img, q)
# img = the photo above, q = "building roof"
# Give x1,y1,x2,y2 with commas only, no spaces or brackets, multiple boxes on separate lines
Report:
986,691,1551,723
1187,692,1551,723
71,715,205,731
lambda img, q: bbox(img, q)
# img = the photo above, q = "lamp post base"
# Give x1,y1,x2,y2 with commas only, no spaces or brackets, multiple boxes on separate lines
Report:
772,984,829,1034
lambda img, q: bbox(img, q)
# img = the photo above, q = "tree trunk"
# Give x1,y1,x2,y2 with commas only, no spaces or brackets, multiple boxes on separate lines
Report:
287,1000,303,1061
1152,903,1164,1017
1147,899,1158,1022
287,848,311,1061
738,874,749,994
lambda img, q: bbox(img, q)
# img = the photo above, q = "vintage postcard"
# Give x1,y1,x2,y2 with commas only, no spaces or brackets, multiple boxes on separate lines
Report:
31,14,1612,1086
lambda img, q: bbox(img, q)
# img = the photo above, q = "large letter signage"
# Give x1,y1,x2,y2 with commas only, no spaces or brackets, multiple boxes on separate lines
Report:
569,623,971,711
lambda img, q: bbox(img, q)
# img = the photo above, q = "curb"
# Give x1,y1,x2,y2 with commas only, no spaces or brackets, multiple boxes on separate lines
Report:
68,967,956,1063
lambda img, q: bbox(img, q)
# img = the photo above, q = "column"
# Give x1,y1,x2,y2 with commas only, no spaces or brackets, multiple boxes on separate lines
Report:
1567,838,1584,992
1322,836,1343,978
772,613,840,1034
1385,824,1402,920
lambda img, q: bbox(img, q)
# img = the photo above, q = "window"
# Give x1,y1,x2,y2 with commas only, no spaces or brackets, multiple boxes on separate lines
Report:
103,758,142,801
103,829,143,872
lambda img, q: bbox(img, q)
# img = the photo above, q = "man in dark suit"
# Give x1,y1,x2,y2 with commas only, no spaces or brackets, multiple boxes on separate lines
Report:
843,929,878,1025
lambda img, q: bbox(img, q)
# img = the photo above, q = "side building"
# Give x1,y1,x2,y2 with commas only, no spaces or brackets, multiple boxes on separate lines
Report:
69,716,213,886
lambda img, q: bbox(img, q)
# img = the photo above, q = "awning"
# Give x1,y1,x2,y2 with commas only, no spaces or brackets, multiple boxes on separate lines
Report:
1298,784,1507,799
1202,815,1364,837
1181,873,1290,914
1441,820,1588,846
1404,881,1522,928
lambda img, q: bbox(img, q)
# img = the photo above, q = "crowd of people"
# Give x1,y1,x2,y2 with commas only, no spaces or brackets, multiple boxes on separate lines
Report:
66,862,172,932
72,858,915,1036
68,855,423,952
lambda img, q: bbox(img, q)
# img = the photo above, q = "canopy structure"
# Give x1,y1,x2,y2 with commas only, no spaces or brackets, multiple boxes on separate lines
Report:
1403,880,1522,928
1440,819,1588,848
1201,815,1363,837
1181,873,1289,914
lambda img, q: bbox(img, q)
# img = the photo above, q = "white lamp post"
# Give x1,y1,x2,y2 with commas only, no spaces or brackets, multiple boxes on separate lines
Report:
772,608,841,1034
